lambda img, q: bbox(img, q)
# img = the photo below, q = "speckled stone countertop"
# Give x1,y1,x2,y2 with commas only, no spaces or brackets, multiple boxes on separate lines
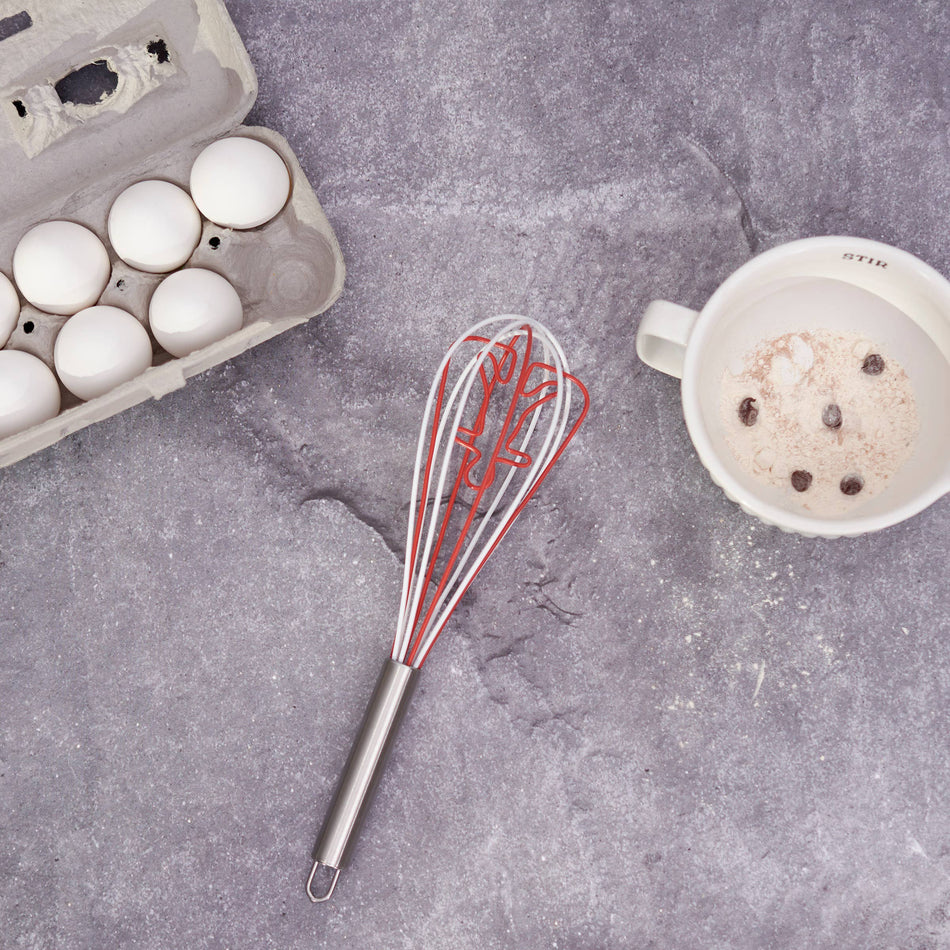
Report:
3,2,949,948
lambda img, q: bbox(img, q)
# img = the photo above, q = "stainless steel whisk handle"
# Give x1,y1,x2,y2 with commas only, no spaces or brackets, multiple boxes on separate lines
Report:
307,658,419,903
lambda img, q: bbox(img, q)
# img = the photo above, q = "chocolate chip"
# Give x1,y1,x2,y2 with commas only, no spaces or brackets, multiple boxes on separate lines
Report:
738,397,758,426
790,470,812,492
862,353,885,375
821,403,843,429
840,474,864,495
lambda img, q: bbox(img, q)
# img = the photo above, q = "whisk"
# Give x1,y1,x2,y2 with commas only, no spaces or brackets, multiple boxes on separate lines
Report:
306,315,589,902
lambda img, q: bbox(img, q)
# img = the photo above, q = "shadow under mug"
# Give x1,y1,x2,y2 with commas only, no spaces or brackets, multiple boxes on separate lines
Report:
636,235,950,537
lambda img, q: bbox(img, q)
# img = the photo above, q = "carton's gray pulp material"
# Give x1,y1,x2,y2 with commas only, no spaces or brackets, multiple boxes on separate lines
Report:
0,0,344,466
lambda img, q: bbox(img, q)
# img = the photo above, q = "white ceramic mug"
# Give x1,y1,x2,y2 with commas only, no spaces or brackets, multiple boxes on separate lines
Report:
636,236,950,537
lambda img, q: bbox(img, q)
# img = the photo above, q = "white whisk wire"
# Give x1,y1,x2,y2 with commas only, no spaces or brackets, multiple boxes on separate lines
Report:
393,323,507,663
412,330,569,663
391,315,580,668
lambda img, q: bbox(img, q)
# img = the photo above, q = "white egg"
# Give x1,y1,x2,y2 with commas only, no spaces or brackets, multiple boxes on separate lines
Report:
0,350,61,438
0,272,19,347
53,305,153,401
148,268,243,357
189,137,291,229
108,180,202,273
13,221,112,315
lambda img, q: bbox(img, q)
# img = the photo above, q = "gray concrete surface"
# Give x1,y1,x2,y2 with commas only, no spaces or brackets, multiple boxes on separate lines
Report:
3,1,950,948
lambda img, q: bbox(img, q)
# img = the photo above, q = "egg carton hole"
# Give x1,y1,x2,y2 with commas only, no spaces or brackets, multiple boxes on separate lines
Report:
22,320,34,334
12,99,26,118
55,60,118,107
146,38,170,64
0,10,32,44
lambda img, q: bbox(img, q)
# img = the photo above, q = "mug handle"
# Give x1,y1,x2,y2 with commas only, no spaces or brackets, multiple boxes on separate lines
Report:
636,300,700,379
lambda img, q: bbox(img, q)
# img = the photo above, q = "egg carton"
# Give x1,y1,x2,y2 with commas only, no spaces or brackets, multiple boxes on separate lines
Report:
0,0,345,467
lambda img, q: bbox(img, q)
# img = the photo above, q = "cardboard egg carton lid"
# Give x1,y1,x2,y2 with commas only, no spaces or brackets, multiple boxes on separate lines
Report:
0,0,345,467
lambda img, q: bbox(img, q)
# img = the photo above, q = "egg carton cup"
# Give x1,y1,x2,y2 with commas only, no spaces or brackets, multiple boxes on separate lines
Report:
0,0,345,468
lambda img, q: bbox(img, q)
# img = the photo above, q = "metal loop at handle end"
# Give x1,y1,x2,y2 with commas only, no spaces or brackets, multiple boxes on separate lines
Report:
307,861,341,903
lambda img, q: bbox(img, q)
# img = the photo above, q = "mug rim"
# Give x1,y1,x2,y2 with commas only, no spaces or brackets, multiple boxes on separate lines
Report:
680,235,950,537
